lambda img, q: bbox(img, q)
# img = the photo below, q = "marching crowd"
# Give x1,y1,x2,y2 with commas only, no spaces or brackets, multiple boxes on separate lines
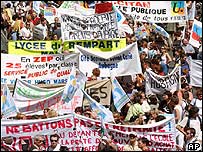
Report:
1,1,202,151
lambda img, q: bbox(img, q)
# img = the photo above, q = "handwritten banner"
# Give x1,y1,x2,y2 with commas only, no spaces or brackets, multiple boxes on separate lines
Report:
60,11,119,41
1,53,79,85
145,66,179,96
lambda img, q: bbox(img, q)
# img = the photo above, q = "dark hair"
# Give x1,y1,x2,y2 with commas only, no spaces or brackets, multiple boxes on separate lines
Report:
171,95,179,105
139,137,149,146
50,134,60,141
188,106,199,116
187,127,196,137
75,107,83,113
149,95,158,105
155,115,166,122
163,91,172,98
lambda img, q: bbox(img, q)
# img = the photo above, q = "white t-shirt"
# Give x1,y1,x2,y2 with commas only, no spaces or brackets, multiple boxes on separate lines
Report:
191,98,202,119
174,104,184,124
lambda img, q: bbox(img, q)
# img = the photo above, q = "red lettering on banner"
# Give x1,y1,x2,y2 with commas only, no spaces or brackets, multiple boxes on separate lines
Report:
28,70,48,78
6,126,19,134
32,124,40,132
4,69,27,76
22,125,31,132
65,118,73,128
112,1,150,8
33,56,53,62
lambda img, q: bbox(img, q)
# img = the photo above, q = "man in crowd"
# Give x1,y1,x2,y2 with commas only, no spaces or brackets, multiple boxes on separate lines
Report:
47,134,68,151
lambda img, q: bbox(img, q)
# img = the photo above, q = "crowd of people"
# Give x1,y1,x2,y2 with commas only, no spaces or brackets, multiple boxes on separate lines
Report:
1,0,202,151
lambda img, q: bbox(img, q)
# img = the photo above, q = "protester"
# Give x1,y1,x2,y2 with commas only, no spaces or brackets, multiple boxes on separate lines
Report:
29,135,45,151
47,134,68,151
123,133,141,151
137,137,150,151
98,134,118,151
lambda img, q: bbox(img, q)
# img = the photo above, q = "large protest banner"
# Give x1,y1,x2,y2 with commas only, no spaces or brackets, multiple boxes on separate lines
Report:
60,11,119,41
8,41,62,55
110,1,187,23
145,66,180,96
1,113,176,151
188,58,202,87
12,78,85,115
1,53,79,85
76,42,142,77
83,79,111,106
63,38,126,52
189,19,202,48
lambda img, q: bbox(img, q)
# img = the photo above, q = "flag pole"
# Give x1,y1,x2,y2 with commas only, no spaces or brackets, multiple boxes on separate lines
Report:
178,59,182,90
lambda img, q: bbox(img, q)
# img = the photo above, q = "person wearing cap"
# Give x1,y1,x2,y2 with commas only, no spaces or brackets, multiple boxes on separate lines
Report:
123,133,141,151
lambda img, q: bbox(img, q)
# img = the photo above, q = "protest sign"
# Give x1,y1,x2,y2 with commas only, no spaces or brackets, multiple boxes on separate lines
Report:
33,26,46,40
1,113,176,151
95,2,112,14
60,11,119,41
145,66,180,96
83,79,111,106
189,19,202,48
59,1,79,9
63,38,126,52
188,58,202,87
76,42,142,77
187,1,196,20
111,77,130,112
8,41,62,55
12,78,85,115
33,1,41,15
1,53,79,85
110,1,187,23
44,6,58,24
13,79,64,101
1,84,18,118
134,25,148,40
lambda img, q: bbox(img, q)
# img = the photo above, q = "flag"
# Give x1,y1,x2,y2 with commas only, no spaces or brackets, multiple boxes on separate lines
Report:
189,19,202,48
61,66,78,103
33,1,41,15
111,77,130,112
135,25,149,40
1,84,18,118
82,89,115,123
113,5,133,34
149,22,170,38
100,116,109,138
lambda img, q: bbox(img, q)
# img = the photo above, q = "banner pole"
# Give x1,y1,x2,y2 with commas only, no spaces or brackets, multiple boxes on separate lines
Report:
178,59,182,90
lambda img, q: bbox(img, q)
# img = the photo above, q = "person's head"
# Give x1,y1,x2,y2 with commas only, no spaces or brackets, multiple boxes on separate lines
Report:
52,34,58,40
196,89,202,100
34,135,44,147
160,46,167,54
155,115,166,122
149,95,158,105
54,17,59,23
170,95,179,105
3,136,13,145
92,68,100,77
25,22,30,29
47,109,58,118
41,18,47,26
185,127,196,140
43,108,50,118
142,59,151,71
162,91,172,101
50,134,60,148
138,137,149,149
75,107,83,115
150,109,159,119
129,133,137,143
131,92,142,104
188,106,199,118
113,112,121,124
16,113,26,120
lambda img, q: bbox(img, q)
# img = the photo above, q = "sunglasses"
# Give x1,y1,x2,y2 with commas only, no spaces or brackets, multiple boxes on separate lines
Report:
51,139,58,142
36,139,44,142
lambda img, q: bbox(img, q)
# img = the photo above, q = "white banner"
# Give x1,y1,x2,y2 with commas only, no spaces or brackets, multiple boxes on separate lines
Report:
189,19,202,48
1,113,176,151
13,79,64,101
1,53,79,85
76,42,142,77
110,1,187,23
145,66,180,96
60,11,119,41
188,58,202,87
